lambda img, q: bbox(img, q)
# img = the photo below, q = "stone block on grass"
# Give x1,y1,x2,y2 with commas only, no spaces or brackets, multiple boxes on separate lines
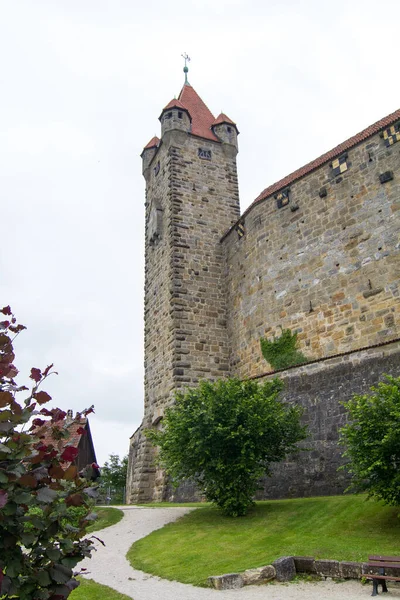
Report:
293,556,316,574
208,573,244,589
314,559,340,578
272,556,296,581
242,565,276,585
339,561,362,579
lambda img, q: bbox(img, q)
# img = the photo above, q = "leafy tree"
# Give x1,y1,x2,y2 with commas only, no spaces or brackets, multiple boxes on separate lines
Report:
147,378,306,516
99,454,128,504
0,306,99,599
339,376,400,506
260,328,309,370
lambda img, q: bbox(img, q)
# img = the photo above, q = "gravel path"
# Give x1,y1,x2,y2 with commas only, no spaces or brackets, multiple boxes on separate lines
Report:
79,506,400,600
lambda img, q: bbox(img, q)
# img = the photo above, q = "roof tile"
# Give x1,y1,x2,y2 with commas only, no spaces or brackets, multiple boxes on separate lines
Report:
178,84,219,141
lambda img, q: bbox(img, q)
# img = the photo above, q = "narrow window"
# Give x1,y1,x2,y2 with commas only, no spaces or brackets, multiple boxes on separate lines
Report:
227,126,232,133
154,161,160,177
178,111,183,119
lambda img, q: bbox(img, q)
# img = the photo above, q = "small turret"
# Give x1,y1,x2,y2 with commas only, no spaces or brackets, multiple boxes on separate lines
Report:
141,136,160,179
211,113,239,155
159,99,191,137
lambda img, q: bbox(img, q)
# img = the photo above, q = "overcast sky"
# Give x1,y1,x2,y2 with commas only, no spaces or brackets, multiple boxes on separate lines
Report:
2,0,400,466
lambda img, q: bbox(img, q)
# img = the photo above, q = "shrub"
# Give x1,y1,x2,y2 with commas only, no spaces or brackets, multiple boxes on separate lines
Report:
339,376,400,506
0,306,98,599
147,378,306,516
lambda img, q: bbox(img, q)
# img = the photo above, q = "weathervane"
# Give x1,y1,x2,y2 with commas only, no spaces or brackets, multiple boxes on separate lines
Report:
181,53,191,84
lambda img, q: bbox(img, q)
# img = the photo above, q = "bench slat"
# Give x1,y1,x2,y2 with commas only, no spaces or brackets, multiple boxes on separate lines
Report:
368,555,400,562
365,575,400,581
367,561,400,569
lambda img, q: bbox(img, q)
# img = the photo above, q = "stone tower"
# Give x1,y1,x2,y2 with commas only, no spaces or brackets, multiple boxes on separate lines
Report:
126,74,241,502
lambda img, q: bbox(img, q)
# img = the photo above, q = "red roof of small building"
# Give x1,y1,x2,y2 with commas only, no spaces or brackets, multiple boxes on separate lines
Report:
252,107,400,206
143,136,160,150
177,84,219,141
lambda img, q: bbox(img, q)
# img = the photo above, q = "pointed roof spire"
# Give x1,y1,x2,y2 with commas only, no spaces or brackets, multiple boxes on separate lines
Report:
181,52,191,86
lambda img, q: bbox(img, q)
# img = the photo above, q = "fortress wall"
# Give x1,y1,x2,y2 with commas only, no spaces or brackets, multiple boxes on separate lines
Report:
224,130,400,379
255,341,400,499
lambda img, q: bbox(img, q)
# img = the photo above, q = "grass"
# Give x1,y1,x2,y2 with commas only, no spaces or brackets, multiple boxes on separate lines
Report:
70,578,132,599
127,495,400,586
86,507,124,533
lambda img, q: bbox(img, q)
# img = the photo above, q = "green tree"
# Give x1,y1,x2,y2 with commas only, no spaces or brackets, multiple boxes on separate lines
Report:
100,454,128,503
147,378,306,517
0,306,98,599
339,376,400,506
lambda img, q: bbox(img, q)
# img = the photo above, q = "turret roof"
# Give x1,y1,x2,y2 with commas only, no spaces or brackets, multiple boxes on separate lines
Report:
177,84,219,141
212,113,237,127
162,98,187,112
143,136,160,150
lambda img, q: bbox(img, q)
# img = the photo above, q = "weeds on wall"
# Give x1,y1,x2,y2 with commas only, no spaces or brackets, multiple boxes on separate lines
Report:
260,328,310,370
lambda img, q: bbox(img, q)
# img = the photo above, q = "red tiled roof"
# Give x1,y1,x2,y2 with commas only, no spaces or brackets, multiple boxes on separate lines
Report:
212,112,237,127
178,84,219,141
36,417,88,451
143,136,160,150
162,98,187,112
252,107,400,207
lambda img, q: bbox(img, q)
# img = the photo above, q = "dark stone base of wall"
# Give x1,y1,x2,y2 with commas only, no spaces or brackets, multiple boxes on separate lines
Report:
130,342,400,503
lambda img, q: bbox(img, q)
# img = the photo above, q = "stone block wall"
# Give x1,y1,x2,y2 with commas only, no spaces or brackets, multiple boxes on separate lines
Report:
223,130,400,379
255,341,400,499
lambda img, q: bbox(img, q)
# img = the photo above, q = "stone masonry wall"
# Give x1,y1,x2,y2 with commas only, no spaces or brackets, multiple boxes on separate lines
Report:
255,341,400,499
223,130,400,379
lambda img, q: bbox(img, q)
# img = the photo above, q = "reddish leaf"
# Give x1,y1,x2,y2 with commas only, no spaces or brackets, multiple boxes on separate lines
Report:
0,320,10,329
1,306,11,316
83,406,94,416
34,391,52,405
66,493,84,507
49,465,65,479
30,368,42,382
0,489,8,508
64,465,78,481
76,427,86,435
0,391,13,408
8,324,27,333
60,446,79,463
51,409,66,422
39,408,53,417
43,363,54,377
31,418,46,428
18,474,38,488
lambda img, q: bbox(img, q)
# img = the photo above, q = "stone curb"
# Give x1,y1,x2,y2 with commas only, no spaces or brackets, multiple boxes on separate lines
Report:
208,556,370,589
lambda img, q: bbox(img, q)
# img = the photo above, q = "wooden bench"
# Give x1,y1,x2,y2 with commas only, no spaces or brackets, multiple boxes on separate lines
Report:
364,555,400,596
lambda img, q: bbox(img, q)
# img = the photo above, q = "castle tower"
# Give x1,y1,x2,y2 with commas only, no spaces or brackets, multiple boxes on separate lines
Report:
126,66,241,502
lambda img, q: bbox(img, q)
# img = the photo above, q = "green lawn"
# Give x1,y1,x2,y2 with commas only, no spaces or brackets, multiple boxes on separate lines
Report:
86,507,124,533
70,578,132,599
127,495,400,586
